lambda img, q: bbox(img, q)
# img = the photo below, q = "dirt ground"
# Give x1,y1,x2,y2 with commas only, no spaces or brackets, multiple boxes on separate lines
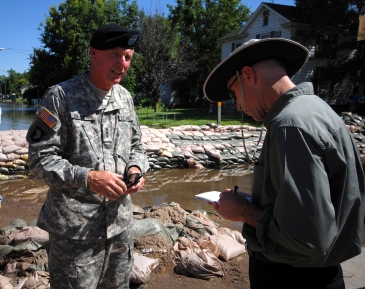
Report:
0,198,251,289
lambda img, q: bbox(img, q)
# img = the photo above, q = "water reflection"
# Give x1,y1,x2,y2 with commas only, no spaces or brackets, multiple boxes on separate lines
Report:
0,102,37,131
0,167,252,231
0,167,253,206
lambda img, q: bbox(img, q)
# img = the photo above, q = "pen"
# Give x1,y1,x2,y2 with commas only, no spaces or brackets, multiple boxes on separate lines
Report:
233,185,239,194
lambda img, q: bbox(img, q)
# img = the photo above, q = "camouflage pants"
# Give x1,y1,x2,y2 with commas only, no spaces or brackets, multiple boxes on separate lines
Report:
47,228,134,289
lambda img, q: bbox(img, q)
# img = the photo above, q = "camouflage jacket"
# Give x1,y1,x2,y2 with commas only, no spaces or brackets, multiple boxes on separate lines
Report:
26,72,149,239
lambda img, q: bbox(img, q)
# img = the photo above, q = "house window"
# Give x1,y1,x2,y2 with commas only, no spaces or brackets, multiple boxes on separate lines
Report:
256,31,281,40
270,30,281,37
263,10,269,26
231,42,242,52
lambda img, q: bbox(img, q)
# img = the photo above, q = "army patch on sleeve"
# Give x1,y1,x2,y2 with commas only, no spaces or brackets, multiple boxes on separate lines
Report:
39,108,58,128
29,123,49,142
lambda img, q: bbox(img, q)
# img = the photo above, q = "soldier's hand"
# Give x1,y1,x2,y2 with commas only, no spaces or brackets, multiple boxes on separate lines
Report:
125,167,145,194
87,170,127,201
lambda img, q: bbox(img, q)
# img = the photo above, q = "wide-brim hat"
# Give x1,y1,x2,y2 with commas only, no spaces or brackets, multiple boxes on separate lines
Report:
203,38,309,102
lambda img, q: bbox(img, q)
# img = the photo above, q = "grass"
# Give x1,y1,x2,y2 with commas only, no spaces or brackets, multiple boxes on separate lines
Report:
1,99,261,128
135,107,261,128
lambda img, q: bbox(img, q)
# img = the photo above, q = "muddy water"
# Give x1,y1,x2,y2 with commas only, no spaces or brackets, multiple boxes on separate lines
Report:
0,167,253,230
1,166,364,245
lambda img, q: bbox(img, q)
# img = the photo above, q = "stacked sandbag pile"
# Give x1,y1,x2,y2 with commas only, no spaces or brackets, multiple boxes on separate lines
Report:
341,113,365,164
141,124,265,170
0,219,50,289
0,125,265,181
132,202,247,283
1,114,365,180
0,203,247,287
0,130,29,181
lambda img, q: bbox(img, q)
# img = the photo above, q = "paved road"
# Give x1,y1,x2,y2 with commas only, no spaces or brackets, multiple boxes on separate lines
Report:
342,247,365,289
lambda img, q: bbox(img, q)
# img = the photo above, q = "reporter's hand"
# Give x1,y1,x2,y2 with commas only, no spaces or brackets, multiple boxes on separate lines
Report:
209,188,262,228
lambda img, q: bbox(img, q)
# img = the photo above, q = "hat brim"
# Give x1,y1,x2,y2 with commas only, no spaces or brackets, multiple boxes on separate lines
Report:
203,38,309,102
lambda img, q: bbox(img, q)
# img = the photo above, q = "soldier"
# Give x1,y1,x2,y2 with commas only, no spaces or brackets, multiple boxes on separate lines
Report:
26,24,149,289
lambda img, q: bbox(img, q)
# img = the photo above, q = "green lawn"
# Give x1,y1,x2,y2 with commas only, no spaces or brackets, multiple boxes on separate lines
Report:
135,107,261,128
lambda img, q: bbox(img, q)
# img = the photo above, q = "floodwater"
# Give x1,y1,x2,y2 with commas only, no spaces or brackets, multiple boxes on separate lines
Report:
0,167,253,231
0,101,37,131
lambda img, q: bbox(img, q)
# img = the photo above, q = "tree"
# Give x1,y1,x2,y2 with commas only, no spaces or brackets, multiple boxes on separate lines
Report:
168,0,250,105
135,12,198,111
28,0,139,97
5,70,23,96
0,75,7,97
294,0,365,96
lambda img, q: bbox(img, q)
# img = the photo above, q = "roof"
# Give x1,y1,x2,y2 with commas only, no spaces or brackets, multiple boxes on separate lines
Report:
219,2,300,42
218,26,245,42
262,2,298,22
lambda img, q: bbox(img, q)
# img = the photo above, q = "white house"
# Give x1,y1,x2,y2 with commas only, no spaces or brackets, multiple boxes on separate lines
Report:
19,84,33,96
218,2,354,106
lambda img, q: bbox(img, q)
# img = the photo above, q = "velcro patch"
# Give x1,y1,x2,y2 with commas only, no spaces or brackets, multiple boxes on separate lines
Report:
30,122,49,142
39,108,58,128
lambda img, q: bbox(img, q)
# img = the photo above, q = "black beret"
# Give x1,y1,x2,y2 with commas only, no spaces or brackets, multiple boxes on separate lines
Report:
90,23,139,50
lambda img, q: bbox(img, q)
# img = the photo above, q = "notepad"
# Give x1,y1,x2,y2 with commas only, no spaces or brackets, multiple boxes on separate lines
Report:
195,191,221,203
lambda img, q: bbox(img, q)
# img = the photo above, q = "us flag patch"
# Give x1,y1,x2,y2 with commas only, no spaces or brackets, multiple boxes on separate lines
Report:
39,108,58,128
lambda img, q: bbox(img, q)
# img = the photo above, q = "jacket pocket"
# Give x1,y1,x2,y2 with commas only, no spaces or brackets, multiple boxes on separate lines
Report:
69,111,101,165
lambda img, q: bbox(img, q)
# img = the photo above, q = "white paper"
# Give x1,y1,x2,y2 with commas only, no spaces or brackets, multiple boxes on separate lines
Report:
195,191,221,203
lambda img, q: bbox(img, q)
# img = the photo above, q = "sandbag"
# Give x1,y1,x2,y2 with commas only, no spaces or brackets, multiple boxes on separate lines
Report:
2,144,22,154
189,211,219,235
28,219,38,227
164,224,184,242
133,218,174,243
0,226,16,236
209,233,246,261
185,215,206,236
13,239,43,253
175,249,224,280
0,274,13,289
14,227,49,246
198,240,220,257
0,219,27,235
0,230,18,245
19,271,50,289
173,237,201,257
0,245,14,259
218,227,246,245
0,153,8,162
10,219,27,228
130,252,159,285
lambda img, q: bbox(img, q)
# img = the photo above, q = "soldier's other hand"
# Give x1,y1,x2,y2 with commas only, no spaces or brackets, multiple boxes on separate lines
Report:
87,170,126,201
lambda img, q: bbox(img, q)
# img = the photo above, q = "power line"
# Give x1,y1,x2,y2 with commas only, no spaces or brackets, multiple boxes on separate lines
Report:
0,48,32,55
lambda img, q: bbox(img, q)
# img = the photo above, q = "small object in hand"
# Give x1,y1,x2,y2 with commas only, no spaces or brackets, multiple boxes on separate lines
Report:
0,195,2,209
126,173,143,188
233,186,239,194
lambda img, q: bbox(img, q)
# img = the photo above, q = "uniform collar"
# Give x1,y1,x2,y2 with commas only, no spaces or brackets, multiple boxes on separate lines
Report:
80,72,120,112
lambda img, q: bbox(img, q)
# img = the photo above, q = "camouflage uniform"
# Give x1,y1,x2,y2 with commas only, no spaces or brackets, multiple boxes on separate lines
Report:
26,72,149,288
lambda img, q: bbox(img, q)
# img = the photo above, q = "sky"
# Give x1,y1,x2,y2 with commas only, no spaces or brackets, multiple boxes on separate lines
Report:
0,0,295,76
